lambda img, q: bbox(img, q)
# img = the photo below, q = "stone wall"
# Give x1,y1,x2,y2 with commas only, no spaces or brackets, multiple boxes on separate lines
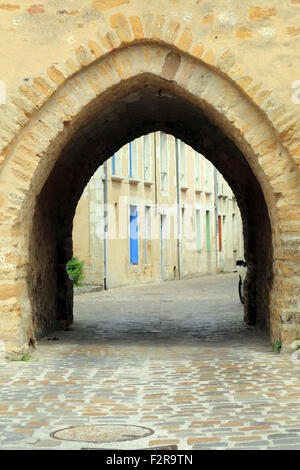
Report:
0,1,299,356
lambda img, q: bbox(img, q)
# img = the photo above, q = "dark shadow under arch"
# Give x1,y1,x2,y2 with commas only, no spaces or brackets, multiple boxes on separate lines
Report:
28,74,273,340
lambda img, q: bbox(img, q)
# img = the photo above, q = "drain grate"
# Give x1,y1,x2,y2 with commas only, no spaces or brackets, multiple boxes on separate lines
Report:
50,424,154,444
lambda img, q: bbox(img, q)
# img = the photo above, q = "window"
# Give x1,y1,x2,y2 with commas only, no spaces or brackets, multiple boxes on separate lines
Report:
143,134,152,182
144,206,151,264
218,172,225,196
129,139,139,179
194,151,201,191
206,210,211,252
204,158,211,190
222,215,226,252
232,213,237,251
130,205,138,264
112,155,115,175
160,132,168,192
180,141,187,187
196,209,201,252
95,164,105,181
111,148,122,176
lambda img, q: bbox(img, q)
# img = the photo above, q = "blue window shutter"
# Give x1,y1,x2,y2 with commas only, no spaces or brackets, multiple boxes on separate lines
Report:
130,206,138,264
112,154,116,175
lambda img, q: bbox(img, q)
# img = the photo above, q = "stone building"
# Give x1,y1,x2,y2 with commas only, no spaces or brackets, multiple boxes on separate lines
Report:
73,133,244,289
0,1,300,356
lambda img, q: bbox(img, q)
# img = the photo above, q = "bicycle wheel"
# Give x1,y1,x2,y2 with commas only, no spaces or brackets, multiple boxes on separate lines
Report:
238,277,244,304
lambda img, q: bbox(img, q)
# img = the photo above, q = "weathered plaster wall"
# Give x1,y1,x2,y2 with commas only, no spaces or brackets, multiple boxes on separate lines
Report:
73,132,244,288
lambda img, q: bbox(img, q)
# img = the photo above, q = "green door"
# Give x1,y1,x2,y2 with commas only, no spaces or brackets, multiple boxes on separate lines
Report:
206,210,211,252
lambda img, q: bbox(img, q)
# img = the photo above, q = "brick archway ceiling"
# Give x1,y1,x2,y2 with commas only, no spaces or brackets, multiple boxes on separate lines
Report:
42,75,263,230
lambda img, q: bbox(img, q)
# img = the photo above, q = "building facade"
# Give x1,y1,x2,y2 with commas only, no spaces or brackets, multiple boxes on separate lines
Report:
73,132,244,289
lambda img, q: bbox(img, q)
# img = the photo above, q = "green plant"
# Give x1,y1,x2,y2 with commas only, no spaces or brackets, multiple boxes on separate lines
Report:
8,353,38,362
21,353,31,361
66,256,85,286
294,338,300,351
272,340,282,353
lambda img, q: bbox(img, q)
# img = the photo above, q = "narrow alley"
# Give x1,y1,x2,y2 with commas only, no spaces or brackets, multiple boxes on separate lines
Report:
0,274,299,450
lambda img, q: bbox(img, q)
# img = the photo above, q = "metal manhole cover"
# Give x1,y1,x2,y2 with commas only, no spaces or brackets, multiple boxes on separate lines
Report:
50,425,154,443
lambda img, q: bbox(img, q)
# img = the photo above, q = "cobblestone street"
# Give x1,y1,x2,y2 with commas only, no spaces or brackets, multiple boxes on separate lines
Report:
0,274,300,450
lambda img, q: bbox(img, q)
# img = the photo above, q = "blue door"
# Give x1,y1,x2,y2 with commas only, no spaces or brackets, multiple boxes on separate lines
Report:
130,205,138,264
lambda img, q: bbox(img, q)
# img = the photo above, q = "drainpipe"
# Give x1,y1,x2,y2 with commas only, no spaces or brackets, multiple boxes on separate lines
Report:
214,167,219,273
154,132,158,215
175,137,182,280
103,160,108,290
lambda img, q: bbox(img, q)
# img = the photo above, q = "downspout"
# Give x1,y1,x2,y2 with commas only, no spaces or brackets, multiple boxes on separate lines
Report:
214,167,219,274
175,138,182,280
103,160,108,290
154,132,158,215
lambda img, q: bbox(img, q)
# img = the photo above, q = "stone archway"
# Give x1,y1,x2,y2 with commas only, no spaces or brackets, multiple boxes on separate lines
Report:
0,42,299,356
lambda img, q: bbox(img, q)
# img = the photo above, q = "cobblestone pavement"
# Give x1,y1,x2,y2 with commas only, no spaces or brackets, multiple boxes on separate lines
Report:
0,274,300,450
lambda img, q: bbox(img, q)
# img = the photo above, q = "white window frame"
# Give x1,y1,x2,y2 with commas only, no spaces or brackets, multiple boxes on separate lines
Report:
143,134,152,182
194,151,201,191
180,141,187,187
130,139,139,179
160,132,169,193
111,148,123,176
204,158,211,190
